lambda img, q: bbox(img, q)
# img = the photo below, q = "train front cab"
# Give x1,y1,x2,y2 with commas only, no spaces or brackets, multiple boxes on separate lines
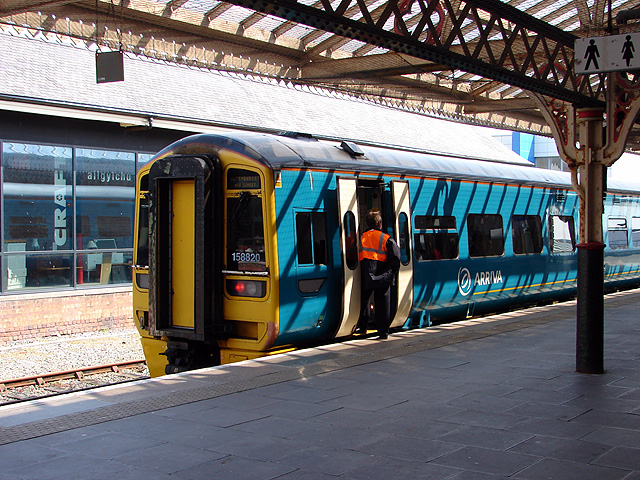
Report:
334,177,414,337
133,148,281,376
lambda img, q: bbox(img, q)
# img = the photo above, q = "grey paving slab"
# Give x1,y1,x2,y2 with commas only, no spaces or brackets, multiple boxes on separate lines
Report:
3,290,640,479
159,405,271,427
513,457,629,480
48,431,165,459
112,443,226,474
507,416,599,439
439,407,528,429
209,432,308,461
275,444,376,476
430,445,539,476
437,425,534,450
0,440,67,471
592,446,640,471
172,455,297,480
582,425,640,448
343,455,463,480
508,435,614,463
504,400,590,421
373,416,466,439
4,452,155,480
356,434,460,462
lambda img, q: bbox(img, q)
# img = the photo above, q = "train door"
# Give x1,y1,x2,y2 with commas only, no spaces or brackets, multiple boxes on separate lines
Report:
147,155,221,344
336,177,361,337
390,180,414,328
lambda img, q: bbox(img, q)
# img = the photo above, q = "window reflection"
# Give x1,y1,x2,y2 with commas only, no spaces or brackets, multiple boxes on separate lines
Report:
1,142,139,293
5,253,73,290
3,143,73,252
76,148,135,250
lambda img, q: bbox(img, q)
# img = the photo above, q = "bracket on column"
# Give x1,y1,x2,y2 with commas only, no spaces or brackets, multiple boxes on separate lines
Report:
603,73,640,164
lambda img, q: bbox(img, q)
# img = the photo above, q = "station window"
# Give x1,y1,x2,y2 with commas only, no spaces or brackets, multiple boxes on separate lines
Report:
0,142,147,292
295,211,328,266
549,215,576,253
414,215,458,261
608,217,629,250
633,217,640,247
467,214,504,257
75,148,135,286
512,215,543,254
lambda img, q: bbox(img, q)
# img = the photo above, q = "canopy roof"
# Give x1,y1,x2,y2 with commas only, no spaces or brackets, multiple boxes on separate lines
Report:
2,0,640,149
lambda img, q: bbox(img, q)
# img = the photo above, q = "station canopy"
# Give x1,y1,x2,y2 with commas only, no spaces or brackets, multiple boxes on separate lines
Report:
3,0,640,150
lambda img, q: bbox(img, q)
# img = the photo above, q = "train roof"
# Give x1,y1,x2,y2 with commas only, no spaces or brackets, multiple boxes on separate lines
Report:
157,132,640,195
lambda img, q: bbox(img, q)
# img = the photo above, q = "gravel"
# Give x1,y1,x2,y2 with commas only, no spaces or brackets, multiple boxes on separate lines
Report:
0,329,148,381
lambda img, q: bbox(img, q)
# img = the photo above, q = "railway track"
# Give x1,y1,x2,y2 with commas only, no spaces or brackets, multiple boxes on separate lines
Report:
0,360,149,406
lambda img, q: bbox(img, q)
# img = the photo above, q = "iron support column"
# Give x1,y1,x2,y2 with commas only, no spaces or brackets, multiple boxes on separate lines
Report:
575,108,605,374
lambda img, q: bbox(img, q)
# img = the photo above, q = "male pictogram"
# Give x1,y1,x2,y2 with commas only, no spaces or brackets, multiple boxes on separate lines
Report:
585,39,600,70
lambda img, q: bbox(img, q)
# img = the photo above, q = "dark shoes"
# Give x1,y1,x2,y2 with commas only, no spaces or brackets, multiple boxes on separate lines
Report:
377,333,388,340
354,328,367,335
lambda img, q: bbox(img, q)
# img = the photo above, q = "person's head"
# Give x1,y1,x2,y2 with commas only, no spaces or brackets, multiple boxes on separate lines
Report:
366,210,382,230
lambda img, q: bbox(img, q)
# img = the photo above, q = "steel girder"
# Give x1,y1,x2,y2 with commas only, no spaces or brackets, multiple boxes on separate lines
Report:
219,0,604,107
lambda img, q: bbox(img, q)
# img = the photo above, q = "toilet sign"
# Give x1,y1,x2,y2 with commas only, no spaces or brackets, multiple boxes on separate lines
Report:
575,33,640,74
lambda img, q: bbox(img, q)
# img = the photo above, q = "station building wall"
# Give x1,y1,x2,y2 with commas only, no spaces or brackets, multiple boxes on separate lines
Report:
0,110,192,341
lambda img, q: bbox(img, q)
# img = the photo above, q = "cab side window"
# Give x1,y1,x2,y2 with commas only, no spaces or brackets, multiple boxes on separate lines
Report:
295,211,328,266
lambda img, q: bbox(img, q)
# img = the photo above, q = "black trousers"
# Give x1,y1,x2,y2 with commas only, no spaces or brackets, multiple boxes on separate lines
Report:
358,285,391,335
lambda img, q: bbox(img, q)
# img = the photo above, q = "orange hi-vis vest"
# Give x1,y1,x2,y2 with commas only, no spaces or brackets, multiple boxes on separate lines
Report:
359,229,390,262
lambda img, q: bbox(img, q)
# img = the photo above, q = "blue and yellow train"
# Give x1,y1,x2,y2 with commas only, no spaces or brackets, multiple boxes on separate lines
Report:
132,131,640,376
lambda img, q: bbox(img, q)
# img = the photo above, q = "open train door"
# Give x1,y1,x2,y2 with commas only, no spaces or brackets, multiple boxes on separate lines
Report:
335,177,362,337
390,180,414,328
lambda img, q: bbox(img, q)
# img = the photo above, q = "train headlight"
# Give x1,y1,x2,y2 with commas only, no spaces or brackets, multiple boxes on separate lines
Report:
226,280,266,298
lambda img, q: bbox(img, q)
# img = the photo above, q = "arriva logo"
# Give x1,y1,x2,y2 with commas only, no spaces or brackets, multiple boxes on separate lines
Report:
458,267,504,296
458,267,472,296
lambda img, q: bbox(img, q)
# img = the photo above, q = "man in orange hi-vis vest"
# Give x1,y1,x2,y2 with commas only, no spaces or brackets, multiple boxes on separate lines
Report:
356,210,401,339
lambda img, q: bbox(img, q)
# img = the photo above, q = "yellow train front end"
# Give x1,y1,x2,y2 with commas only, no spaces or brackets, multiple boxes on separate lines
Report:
132,137,280,377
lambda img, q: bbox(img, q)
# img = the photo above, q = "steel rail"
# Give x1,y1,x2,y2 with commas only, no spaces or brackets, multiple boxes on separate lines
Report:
0,360,148,392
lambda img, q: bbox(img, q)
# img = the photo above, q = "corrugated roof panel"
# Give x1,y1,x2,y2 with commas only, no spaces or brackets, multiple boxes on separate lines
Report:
284,23,319,39
251,16,288,31
548,8,578,26
217,5,256,23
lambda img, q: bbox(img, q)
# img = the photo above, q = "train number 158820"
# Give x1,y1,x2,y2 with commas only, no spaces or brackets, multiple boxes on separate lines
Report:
232,251,263,263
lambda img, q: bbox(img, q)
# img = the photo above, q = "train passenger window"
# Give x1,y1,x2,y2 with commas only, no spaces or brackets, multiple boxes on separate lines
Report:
415,215,456,230
511,215,543,254
295,211,328,266
467,214,504,257
414,233,459,260
343,212,358,270
549,215,576,253
413,215,458,261
632,217,640,247
608,217,629,250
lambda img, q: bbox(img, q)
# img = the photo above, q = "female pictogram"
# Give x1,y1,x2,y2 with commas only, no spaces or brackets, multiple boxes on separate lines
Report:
622,35,635,67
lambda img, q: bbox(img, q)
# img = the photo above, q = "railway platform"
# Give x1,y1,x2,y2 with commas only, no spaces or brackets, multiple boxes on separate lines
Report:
1,290,640,480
